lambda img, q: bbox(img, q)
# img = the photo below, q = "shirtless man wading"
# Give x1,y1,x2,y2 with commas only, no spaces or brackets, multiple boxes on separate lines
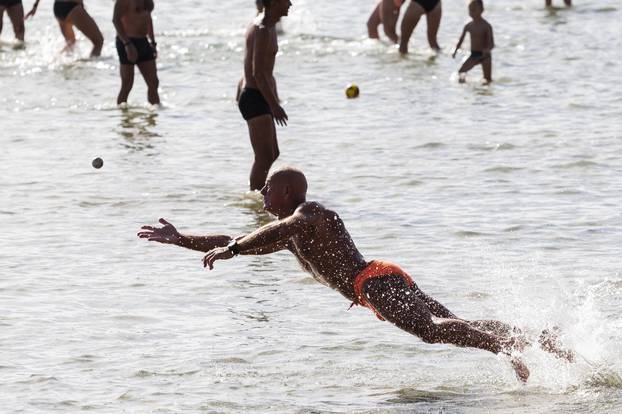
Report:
237,0,290,191
138,166,575,382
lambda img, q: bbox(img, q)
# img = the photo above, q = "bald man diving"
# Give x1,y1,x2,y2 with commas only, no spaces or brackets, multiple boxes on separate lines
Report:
138,166,575,382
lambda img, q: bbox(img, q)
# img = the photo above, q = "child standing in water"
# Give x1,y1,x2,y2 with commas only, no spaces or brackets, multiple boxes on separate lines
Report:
113,0,159,105
452,0,494,83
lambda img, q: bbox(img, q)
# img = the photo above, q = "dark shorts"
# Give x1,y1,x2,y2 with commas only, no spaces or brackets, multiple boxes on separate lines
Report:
469,50,490,62
352,260,416,321
238,88,272,121
0,0,22,8
53,1,79,20
413,0,439,13
116,37,156,65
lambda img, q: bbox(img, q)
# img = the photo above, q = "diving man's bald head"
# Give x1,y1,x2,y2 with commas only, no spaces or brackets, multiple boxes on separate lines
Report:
262,166,308,217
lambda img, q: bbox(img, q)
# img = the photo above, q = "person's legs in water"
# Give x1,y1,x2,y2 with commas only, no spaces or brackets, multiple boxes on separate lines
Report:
364,275,529,381
66,4,103,57
57,18,76,53
137,58,160,105
366,1,381,39
117,64,134,105
6,2,25,42
482,54,492,83
425,1,441,51
457,54,480,82
247,114,279,191
399,1,424,54
380,0,400,44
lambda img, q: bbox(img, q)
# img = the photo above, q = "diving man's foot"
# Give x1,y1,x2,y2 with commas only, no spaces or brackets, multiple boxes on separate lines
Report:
510,356,530,382
539,327,575,362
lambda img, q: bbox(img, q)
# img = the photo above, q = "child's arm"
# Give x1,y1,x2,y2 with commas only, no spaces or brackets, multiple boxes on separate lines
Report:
485,22,494,53
452,24,468,58
24,0,41,20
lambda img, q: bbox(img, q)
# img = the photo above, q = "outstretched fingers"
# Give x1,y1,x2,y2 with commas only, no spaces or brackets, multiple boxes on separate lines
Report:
202,252,215,269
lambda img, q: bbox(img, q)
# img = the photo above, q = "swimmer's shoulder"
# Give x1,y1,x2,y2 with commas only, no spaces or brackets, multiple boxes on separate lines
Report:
248,21,273,44
295,202,328,223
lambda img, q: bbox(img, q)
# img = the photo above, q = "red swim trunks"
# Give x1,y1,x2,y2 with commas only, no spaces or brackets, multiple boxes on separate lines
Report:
352,260,414,321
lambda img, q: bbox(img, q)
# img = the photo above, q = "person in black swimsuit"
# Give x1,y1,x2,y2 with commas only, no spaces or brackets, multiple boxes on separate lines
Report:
25,0,103,56
0,0,25,43
113,0,159,105
236,0,291,191
399,0,442,54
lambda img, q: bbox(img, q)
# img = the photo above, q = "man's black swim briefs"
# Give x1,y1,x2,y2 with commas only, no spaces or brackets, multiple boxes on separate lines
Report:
0,0,22,8
53,1,79,20
116,37,157,65
413,0,440,13
238,88,272,121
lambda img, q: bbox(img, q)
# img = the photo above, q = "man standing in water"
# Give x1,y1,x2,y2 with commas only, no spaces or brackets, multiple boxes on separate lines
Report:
237,0,290,191
113,0,159,105
138,166,575,382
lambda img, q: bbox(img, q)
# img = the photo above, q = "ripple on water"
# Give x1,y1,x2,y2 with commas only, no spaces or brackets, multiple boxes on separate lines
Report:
416,142,446,150
388,387,469,405
213,357,249,364
553,160,604,170
468,143,517,152
593,7,618,13
503,225,524,232
17,374,59,384
455,230,489,238
133,369,200,378
483,166,525,174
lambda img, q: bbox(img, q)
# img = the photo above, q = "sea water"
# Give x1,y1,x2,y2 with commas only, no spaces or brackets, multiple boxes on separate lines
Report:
1,0,621,412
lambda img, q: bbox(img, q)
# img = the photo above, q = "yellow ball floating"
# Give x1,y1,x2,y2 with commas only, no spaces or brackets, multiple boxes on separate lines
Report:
345,83,360,99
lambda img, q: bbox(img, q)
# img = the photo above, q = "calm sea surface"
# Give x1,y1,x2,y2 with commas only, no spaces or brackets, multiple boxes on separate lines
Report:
1,0,621,412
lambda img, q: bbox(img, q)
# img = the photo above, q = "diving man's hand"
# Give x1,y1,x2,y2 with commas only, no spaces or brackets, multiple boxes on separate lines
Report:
203,246,234,270
137,218,181,245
